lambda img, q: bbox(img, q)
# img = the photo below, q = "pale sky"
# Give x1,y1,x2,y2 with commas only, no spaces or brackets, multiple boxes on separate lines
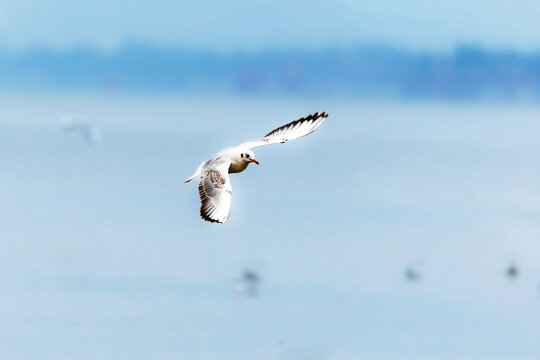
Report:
1,0,540,51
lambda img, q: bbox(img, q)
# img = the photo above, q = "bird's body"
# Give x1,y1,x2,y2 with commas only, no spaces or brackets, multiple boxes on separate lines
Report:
185,112,327,223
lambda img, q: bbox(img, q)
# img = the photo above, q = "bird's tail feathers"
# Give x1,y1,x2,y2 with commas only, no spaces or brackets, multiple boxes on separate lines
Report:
185,172,199,183
185,162,206,183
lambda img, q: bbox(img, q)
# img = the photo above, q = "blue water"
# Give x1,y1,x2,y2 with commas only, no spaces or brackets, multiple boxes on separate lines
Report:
1,94,540,359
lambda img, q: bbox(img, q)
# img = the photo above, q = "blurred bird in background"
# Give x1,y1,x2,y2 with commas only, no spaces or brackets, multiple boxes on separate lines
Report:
405,259,424,282
60,115,102,146
506,263,519,279
234,268,261,297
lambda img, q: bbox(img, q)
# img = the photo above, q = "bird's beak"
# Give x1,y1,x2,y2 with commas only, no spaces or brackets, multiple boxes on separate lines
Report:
251,159,259,165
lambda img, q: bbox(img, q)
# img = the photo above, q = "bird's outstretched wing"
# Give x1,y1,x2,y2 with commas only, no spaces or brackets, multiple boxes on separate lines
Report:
239,112,327,149
198,158,233,223
60,115,102,146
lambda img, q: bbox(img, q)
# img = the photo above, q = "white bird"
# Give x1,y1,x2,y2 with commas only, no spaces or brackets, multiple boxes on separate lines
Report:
60,115,102,146
185,112,327,223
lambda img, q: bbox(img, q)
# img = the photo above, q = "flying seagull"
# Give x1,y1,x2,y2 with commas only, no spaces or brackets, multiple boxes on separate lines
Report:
185,112,327,223
60,115,102,146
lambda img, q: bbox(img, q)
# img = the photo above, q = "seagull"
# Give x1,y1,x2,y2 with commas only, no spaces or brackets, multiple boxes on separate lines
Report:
60,115,102,146
185,112,327,223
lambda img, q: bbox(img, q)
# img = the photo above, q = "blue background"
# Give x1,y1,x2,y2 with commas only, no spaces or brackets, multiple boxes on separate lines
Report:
1,1,540,359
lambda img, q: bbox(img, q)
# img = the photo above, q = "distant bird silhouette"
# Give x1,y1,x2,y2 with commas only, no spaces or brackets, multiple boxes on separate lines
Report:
405,259,424,282
234,268,261,297
60,115,102,146
405,267,421,281
506,264,518,279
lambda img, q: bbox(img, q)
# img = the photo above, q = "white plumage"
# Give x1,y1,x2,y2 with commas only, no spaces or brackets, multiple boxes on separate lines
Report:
185,112,327,223
60,115,102,146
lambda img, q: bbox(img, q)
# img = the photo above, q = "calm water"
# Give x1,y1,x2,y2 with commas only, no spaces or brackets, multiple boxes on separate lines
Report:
1,94,540,359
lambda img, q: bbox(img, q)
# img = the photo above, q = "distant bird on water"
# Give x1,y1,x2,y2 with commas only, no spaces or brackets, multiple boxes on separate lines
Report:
234,268,261,297
405,259,424,282
405,267,421,281
60,115,102,146
185,112,327,223
506,263,518,279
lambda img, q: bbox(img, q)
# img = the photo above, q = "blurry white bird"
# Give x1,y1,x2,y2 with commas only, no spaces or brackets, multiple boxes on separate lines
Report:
60,115,102,146
185,112,327,223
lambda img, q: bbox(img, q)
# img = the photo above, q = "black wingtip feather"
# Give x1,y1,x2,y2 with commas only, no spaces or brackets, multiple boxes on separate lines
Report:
200,210,223,223
264,111,328,138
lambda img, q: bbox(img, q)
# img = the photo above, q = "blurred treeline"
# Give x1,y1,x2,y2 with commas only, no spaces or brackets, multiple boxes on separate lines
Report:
2,44,540,100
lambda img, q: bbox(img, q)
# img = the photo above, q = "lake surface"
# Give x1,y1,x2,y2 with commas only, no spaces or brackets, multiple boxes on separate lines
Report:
1,93,540,359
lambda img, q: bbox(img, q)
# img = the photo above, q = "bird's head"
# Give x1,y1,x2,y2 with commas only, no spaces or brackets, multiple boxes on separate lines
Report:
240,150,259,165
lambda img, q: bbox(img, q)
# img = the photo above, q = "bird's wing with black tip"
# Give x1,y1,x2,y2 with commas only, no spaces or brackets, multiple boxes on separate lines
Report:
240,112,327,149
198,158,233,223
